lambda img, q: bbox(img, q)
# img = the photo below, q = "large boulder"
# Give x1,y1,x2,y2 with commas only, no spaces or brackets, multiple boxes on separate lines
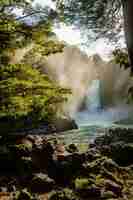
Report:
32,140,54,170
30,173,55,193
95,128,133,146
94,128,133,166
52,118,78,132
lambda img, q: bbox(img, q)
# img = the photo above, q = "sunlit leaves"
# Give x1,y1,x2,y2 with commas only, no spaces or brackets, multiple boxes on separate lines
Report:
55,0,123,44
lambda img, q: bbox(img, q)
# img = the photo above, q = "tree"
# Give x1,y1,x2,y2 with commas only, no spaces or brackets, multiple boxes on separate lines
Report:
0,0,71,132
55,0,133,72
0,0,58,63
0,63,70,131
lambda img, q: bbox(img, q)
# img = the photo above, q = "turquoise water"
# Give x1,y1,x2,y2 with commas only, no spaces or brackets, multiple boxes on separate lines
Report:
47,79,133,147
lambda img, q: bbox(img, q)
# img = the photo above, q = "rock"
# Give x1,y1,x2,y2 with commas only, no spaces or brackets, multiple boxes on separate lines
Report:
10,144,32,158
101,190,116,199
0,187,8,192
102,158,120,173
16,157,32,175
16,137,33,148
30,173,55,193
94,128,133,166
104,180,122,197
95,128,133,146
76,184,101,198
75,178,90,190
52,117,78,132
49,188,77,200
85,150,101,162
111,143,133,166
66,144,78,153
32,141,54,170
50,153,86,185
14,189,33,200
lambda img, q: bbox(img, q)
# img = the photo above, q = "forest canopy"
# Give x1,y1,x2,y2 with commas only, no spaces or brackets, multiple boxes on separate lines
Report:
0,0,70,131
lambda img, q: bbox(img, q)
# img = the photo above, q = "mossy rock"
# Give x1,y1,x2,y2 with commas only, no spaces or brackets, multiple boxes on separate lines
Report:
30,173,55,193
66,144,78,153
14,189,33,200
16,157,32,175
101,191,116,199
111,143,133,166
48,188,77,200
11,144,32,158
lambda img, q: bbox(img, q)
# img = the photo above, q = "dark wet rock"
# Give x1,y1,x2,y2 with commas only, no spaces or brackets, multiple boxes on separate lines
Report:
0,128,132,199
0,152,16,173
83,157,106,175
111,142,133,166
30,173,55,193
85,150,101,162
75,182,101,199
32,141,54,170
89,142,96,148
14,189,33,200
65,152,86,164
16,157,32,175
49,152,86,185
10,144,32,158
95,128,133,146
94,128,133,166
66,144,78,153
104,180,122,197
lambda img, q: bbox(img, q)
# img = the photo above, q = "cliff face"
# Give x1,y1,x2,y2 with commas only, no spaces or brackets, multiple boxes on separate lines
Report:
44,46,133,115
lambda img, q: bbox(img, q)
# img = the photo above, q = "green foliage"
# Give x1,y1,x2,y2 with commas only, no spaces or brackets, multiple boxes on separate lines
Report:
0,1,32,54
0,0,58,64
75,178,89,190
0,0,71,132
49,188,77,200
112,48,129,68
55,0,122,43
15,189,33,200
23,40,65,67
0,64,70,121
14,143,32,151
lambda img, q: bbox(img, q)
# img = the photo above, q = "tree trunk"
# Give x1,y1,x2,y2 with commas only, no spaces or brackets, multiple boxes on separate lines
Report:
122,0,133,74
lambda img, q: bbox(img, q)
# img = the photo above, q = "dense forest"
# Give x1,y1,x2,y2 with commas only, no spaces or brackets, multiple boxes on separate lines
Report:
0,0,73,133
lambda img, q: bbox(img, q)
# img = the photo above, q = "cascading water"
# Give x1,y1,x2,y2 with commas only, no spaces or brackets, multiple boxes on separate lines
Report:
44,46,133,146
86,79,101,112
75,82,133,127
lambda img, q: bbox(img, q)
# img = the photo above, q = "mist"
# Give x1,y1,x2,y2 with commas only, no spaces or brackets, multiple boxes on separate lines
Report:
44,46,133,117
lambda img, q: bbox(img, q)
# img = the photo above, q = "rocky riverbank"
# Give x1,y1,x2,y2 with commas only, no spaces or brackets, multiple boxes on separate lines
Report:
0,127,133,199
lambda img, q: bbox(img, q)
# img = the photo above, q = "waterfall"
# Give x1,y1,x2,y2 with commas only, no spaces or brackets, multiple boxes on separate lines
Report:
86,80,101,112
44,46,133,125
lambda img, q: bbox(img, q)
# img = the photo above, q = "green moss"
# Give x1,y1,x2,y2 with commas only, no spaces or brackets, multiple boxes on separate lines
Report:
15,189,33,200
15,143,32,151
75,178,89,190
101,191,116,199
95,175,105,187
48,188,77,200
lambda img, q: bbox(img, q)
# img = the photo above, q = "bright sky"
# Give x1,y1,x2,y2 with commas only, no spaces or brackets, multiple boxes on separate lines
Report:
33,0,125,60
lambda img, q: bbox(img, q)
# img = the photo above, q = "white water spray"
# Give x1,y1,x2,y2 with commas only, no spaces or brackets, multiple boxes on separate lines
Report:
44,46,133,125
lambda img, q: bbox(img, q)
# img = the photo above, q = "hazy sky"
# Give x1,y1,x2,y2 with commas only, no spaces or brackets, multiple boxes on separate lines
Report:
33,0,125,59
